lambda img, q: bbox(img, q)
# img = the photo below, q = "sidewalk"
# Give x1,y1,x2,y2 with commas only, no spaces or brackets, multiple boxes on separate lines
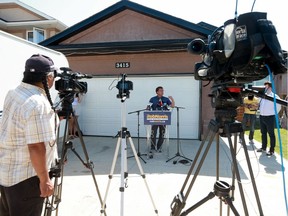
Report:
49,135,287,216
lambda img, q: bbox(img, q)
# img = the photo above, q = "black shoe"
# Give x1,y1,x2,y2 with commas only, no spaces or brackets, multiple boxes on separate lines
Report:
257,148,265,153
266,151,274,156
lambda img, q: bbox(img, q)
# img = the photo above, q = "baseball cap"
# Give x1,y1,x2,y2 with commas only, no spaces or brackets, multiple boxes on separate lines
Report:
264,81,272,87
25,54,56,73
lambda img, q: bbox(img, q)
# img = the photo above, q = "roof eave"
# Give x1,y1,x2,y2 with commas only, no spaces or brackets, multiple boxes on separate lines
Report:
0,19,67,31
44,38,197,56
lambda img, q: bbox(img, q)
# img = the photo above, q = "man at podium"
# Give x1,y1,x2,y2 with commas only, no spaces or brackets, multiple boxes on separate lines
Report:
147,86,175,152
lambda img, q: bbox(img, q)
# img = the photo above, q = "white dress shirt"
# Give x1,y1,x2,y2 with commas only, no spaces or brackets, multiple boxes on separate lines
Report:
259,91,281,116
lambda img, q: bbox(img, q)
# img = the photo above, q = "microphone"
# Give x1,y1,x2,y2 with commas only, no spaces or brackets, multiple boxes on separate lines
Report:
163,103,169,110
55,70,93,79
73,72,93,79
146,102,153,110
159,98,163,107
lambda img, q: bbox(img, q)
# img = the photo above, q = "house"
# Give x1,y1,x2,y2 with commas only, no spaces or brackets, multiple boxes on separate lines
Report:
40,1,286,139
40,1,216,139
0,0,67,43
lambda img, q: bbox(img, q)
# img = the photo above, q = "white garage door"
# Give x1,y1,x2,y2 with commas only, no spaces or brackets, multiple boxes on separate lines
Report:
77,76,200,139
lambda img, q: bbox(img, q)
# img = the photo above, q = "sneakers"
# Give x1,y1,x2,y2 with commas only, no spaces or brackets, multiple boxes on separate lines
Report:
249,140,254,144
266,151,274,156
257,148,265,153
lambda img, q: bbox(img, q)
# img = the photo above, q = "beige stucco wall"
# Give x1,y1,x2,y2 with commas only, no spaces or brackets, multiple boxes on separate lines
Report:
67,52,200,75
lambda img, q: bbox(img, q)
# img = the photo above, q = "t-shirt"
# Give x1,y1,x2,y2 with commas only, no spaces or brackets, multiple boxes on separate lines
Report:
149,96,172,110
243,96,259,115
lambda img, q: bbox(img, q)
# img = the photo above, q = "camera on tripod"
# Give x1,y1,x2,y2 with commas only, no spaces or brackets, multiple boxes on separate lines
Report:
188,12,287,85
116,73,133,99
55,67,90,94
54,67,92,117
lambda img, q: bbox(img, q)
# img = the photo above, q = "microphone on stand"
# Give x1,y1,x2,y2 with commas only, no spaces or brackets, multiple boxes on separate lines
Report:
146,102,153,110
163,103,169,110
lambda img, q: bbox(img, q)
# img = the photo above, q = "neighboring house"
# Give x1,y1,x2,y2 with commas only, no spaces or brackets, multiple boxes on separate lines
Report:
0,0,67,43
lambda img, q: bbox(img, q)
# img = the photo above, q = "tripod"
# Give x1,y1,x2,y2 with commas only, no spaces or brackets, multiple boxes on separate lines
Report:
43,94,106,216
101,99,158,216
171,109,263,216
127,108,147,163
166,106,193,163
170,117,264,216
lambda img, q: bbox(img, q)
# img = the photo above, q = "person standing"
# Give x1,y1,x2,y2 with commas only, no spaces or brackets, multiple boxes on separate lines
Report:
0,54,59,215
147,86,175,152
257,81,281,156
69,93,83,138
240,94,259,144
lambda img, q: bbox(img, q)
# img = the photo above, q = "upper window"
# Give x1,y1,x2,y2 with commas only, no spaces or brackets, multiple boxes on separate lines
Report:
27,28,45,43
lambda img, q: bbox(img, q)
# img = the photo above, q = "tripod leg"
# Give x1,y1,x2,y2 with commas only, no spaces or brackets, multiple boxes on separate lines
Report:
170,120,219,216
225,124,249,215
127,136,158,214
227,133,239,216
223,196,240,216
101,136,121,214
120,134,128,216
73,115,106,216
239,131,264,215
180,192,215,216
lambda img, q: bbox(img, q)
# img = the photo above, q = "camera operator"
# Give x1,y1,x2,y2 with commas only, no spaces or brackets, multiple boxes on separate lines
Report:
147,86,175,152
257,81,281,156
0,54,59,216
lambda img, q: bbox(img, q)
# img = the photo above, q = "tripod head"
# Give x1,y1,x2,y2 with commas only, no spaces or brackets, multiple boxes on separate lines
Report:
55,93,75,117
208,83,243,137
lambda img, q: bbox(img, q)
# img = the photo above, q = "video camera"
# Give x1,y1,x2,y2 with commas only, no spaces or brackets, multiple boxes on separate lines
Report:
188,12,287,84
55,67,91,94
54,67,92,117
116,74,133,99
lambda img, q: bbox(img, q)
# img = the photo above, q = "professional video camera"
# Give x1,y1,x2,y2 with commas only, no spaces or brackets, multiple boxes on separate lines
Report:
187,12,287,129
188,12,286,84
116,74,133,99
55,67,91,94
54,67,92,117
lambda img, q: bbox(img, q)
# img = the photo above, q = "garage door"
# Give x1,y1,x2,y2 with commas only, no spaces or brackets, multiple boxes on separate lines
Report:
77,75,200,139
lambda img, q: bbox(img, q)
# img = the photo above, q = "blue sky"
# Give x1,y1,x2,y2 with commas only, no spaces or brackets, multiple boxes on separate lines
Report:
21,0,287,50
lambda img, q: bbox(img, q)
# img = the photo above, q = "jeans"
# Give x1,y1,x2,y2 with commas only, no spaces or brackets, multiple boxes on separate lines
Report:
241,113,256,140
260,115,276,152
151,125,166,150
0,176,44,216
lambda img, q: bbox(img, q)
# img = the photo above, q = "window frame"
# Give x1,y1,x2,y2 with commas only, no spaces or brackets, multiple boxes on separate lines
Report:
26,27,46,43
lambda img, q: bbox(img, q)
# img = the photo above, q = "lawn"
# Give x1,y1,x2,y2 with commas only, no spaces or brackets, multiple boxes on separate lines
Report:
246,128,288,159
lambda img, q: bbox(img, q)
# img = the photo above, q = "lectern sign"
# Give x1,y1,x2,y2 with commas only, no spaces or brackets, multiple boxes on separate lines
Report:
144,111,171,125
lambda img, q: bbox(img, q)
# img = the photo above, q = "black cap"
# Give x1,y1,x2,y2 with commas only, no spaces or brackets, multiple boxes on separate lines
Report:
25,54,56,73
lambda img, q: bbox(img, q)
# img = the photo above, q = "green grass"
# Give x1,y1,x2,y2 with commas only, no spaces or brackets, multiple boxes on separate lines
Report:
246,128,288,159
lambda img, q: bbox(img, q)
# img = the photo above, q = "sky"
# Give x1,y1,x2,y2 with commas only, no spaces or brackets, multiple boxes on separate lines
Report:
20,0,287,50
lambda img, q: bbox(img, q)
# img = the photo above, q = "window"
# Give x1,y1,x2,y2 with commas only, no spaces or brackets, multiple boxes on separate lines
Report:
26,28,45,43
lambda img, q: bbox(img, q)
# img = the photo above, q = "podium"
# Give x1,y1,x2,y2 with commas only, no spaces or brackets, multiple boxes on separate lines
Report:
144,110,171,158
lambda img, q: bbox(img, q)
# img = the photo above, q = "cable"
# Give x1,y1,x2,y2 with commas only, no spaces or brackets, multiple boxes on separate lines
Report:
265,64,288,216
